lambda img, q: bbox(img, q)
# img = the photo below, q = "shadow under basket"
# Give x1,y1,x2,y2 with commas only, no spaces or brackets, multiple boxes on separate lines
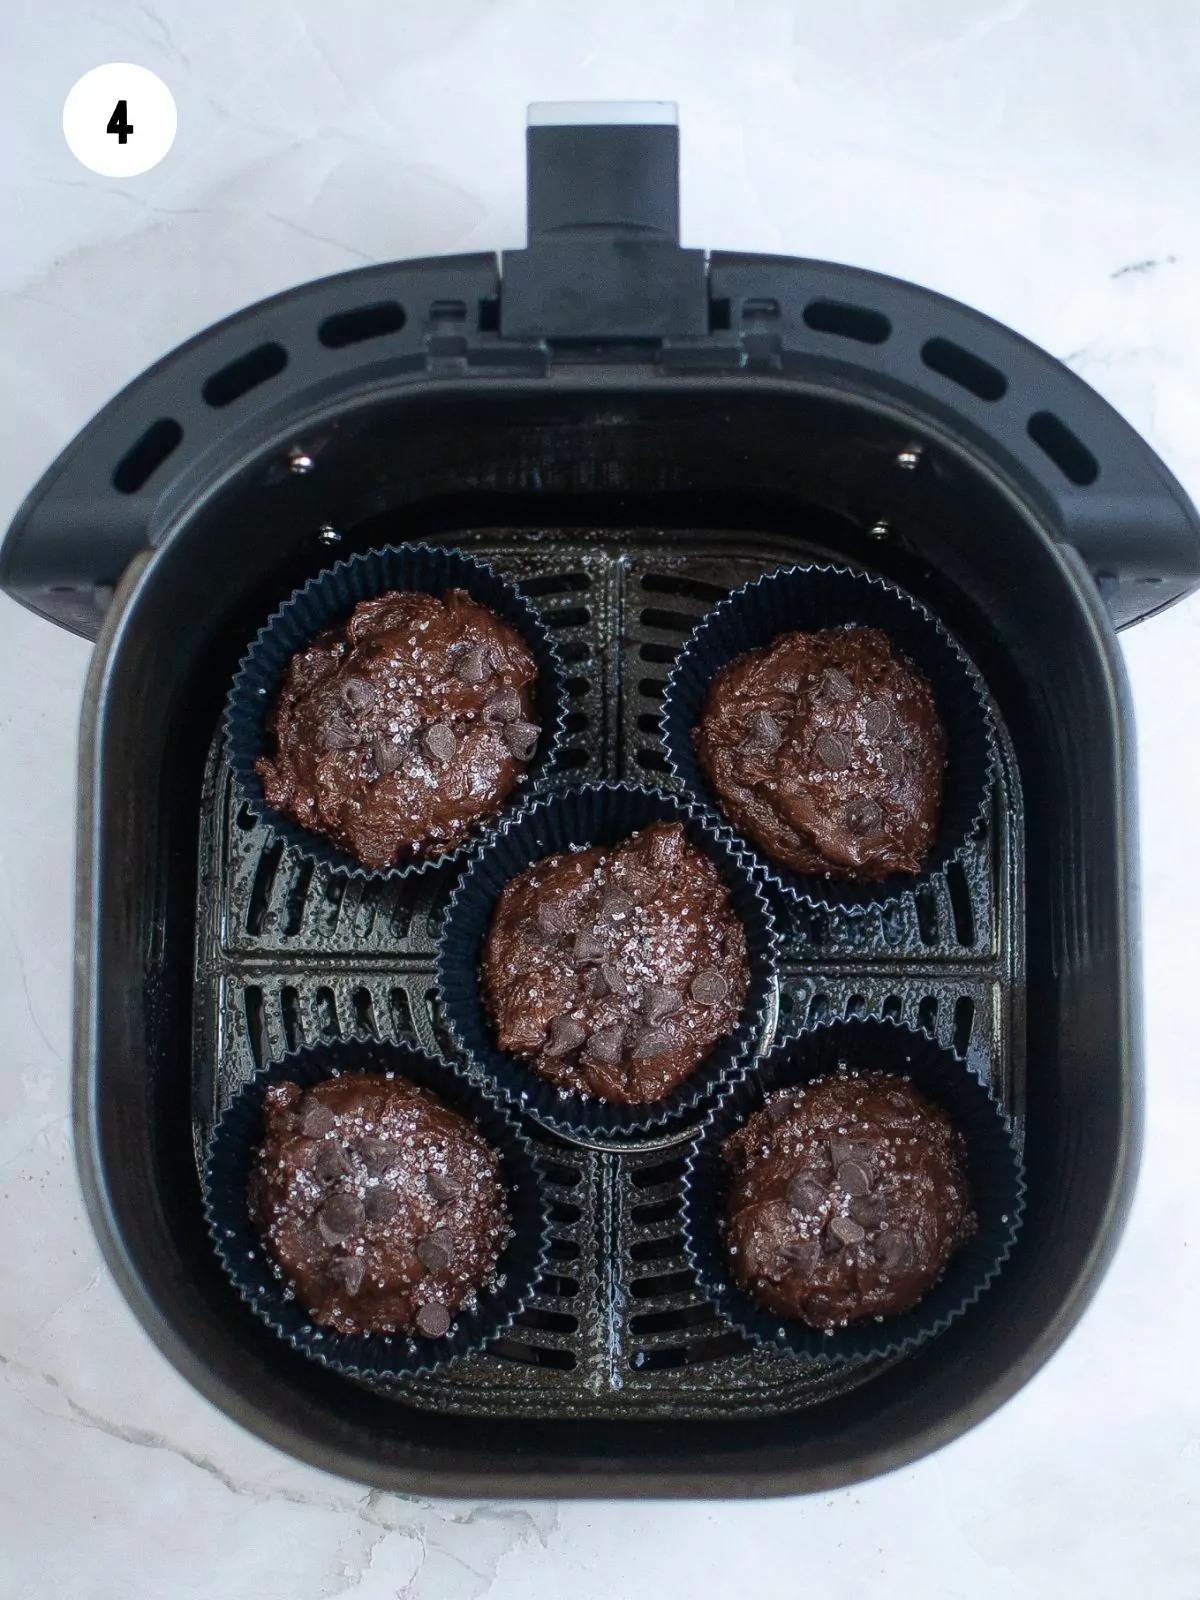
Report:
661,563,996,913
684,1018,1025,1366
436,781,780,1145
222,542,570,881
203,1038,551,1380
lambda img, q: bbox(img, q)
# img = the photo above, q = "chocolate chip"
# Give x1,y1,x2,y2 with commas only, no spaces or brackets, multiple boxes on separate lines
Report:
631,1027,672,1060
423,722,457,765
330,1255,366,1296
357,1138,397,1176
820,667,855,704
341,676,378,713
744,709,782,750
536,902,568,938
584,1024,626,1065
850,1194,884,1227
504,720,539,761
836,1160,872,1198
766,1094,795,1126
426,1170,462,1203
598,887,635,925
879,744,907,779
483,687,522,724
786,1175,826,1214
863,699,893,738
690,968,729,1006
316,712,361,751
299,1099,337,1139
828,1215,866,1248
595,962,626,998
642,984,683,1025
415,1301,451,1338
875,1229,914,1270
417,1230,453,1271
845,795,883,835
831,1138,874,1170
814,732,850,771
456,642,493,685
586,967,610,999
573,928,606,962
364,1186,400,1223
373,736,406,774
313,1143,352,1185
785,1238,821,1277
544,1014,587,1056
317,1192,366,1246
885,1090,910,1111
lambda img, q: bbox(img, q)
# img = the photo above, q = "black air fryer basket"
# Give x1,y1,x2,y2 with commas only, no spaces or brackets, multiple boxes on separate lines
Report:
4,104,1197,1497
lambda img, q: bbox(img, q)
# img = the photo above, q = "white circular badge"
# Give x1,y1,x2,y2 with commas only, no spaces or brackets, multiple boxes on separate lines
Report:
63,64,177,177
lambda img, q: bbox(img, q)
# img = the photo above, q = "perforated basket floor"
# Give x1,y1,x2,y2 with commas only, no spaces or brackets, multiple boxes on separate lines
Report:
192,530,1025,1419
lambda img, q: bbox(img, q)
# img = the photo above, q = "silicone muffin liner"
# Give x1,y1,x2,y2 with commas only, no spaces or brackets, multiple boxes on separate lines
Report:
223,543,570,880
203,1038,551,1381
683,1017,1024,1366
436,782,780,1145
660,563,995,912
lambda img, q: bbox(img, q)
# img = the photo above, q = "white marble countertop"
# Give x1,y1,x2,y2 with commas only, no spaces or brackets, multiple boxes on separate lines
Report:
2,2,1199,1595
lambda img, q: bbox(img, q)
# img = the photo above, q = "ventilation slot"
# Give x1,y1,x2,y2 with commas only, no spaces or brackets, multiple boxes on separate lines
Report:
520,571,590,597
917,996,939,1036
946,860,976,947
352,987,379,1038
235,803,258,832
634,1331,748,1370
631,1157,688,1189
544,606,591,629
914,883,940,945
202,342,287,408
639,677,666,701
548,1237,581,1261
844,993,867,1019
637,712,662,736
638,641,678,665
1027,411,1099,485
630,1199,678,1228
246,839,285,935
550,1199,583,1226
882,993,903,1023
387,987,413,1040
953,995,976,1058
631,1233,685,1264
708,296,731,332
243,986,267,1071
635,748,669,772
558,639,591,665
742,297,780,321
629,1303,715,1337
281,859,314,937
490,1337,575,1370
566,674,591,698
425,985,457,1059
542,1160,583,1189
640,572,730,604
112,419,183,494
478,296,500,332
641,606,701,634
630,1270,693,1300
554,746,591,772
320,877,346,934
565,710,589,735
538,1272,580,1300
807,992,831,1026
280,986,304,1052
803,299,891,344
313,986,340,1040
515,1307,578,1335
318,300,406,348
429,299,466,321
352,880,382,939
921,337,1007,401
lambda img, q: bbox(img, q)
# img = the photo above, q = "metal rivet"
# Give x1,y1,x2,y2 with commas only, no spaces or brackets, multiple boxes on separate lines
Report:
896,445,923,470
318,524,341,544
868,519,890,540
288,447,316,474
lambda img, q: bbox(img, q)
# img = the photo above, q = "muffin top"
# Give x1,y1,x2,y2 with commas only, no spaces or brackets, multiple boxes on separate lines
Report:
482,821,749,1104
248,1074,511,1338
723,1071,975,1328
693,626,945,880
256,588,541,868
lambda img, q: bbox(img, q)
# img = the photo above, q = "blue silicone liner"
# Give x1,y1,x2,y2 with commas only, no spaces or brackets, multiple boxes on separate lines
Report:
436,782,780,1145
203,1039,550,1381
683,1017,1024,1367
660,563,996,912
223,543,570,880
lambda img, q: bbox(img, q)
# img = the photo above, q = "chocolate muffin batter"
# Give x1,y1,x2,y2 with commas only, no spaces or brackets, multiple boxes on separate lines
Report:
693,626,946,880
482,821,749,1104
248,1074,511,1338
256,589,542,868
723,1071,975,1327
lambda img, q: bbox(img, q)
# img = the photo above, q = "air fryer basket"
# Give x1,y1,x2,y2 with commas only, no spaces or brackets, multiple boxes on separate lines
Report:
5,110,1197,1495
